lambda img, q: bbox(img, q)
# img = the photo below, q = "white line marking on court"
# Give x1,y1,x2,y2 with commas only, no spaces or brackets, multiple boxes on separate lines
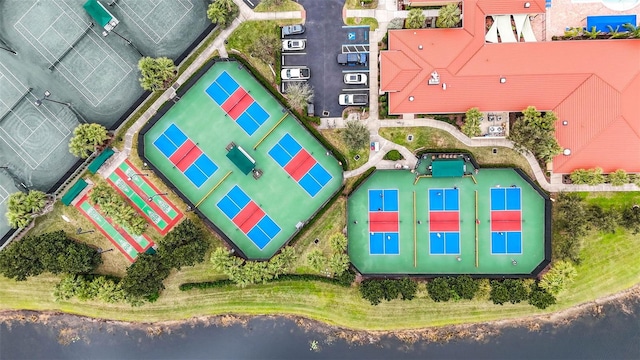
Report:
0,184,9,205
114,0,194,44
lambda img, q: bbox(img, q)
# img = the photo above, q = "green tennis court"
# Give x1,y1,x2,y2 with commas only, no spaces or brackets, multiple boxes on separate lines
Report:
141,60,343,259
347,169,550,275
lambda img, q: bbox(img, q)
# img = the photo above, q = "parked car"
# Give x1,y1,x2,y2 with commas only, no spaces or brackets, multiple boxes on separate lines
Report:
282,39,306,51
281,24,305,37
337,53,368,66
306,102,315,117
344,73,367,84
281,67,310,80
338,93,368,106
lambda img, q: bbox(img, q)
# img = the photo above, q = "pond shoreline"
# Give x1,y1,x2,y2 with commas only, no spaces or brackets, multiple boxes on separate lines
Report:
2,283,639,345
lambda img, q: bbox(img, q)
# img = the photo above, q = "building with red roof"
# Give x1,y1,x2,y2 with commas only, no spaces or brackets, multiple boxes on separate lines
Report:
380,0,640,173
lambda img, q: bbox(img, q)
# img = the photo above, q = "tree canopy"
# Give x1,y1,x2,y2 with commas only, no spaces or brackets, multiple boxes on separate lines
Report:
248,33,279,65
342,120,369,150
0,231,101,281
436,3,461,28
157,219,210,270
284,82,314,111
508,106,562,164
137,57,177,91
462,107,482,138
405,8,425,29
68,123,109,159
207,0,239,28
120,253,170,302
5,190,47,229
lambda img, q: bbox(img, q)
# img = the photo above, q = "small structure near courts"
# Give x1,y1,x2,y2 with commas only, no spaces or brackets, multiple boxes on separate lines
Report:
347,154,550,276
83,0,119,36
139,59,343,260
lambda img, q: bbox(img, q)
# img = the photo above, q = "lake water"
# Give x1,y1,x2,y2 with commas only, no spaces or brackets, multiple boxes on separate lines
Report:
2,300,640,360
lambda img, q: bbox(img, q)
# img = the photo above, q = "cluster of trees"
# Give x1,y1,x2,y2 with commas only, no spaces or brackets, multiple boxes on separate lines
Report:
359,278,418,305
137,57,177,92
89,183,147,235
426,275,479,302
342,120,369,150
508,106,562,164
120,219,210,303
211,247,297,287
461,107,482,138
54,274,125,303
306,233,350,277
5,190,47,229
489,279,556,309
207,0,239,28
405,4,460,29
0,231,101,281
571,168,638,187
68,123,109,159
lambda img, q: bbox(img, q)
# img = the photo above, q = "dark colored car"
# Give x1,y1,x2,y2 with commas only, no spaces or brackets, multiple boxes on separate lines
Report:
337,53,368,66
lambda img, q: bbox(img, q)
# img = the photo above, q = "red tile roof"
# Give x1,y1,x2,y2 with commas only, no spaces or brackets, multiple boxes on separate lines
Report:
380,0,640,173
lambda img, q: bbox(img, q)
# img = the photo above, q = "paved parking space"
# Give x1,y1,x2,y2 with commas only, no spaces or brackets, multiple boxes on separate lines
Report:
242,0,260,9
283,0,370,118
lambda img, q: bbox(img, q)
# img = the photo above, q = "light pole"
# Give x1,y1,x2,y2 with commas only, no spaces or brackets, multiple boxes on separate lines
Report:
111,30,144,57
127,173,148,181
76,227,95,235
34,90,87,123
147,192,167,201
0,166,29,192
142,162,151,170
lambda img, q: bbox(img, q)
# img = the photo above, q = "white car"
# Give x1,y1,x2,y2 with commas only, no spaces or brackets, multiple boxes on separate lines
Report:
344,73,367,84
282,39,306,51
281,67,310,80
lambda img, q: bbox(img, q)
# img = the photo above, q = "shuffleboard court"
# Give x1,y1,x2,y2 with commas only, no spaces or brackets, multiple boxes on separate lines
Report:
76,195,155,262
348,169,549,275
141,60,342,259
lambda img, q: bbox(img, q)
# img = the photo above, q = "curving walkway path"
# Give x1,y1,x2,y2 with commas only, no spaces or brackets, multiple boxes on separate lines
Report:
119,0,637,194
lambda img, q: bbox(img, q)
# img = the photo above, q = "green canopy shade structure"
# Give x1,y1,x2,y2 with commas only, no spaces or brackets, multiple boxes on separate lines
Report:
61,179,88,206
226,145,256,175
83,0,119,32
432,158,465,177
88,147,115,174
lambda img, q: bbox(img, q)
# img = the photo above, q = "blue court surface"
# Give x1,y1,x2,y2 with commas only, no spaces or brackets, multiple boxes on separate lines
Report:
268,133,333,197
205,71,239,105
491,187,521,211
370,232,400,255
429,232,460,255
368,189,399,212
429,188,459,211
217,185,281,250
153,124,218,188
491,231,522,254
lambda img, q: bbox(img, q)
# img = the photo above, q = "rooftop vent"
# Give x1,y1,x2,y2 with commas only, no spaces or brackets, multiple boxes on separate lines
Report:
563,148,572,156
409,96,415,101
500,77,507,84
428,71,440,85
418,44,423,50
524,2,531,8
562,120,568,126
442,83,447,90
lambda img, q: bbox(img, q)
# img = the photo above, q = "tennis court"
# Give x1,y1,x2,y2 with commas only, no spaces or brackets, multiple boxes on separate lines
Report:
347,169,549,275
141,60,343,259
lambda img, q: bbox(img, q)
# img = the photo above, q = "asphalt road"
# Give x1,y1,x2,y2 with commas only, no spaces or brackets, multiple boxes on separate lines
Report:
282,0,370,117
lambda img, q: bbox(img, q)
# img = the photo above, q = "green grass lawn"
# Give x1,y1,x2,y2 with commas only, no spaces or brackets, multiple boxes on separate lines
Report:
321,129,369,171
254,0,301,12
379,127,534,178
345,17,379,30
3,192,640,329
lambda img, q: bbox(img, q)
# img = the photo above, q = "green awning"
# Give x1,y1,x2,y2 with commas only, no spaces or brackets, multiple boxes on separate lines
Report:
432,159,464,177
88,147,115,174
61,179,88,206
226,146,256,175
83,0,113,28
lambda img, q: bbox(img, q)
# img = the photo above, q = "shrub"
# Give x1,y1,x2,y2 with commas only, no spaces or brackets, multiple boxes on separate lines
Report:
359,279,385,305
383,150,403,161
540,260,577,296
489,280,510,305
461,108,482,138
552,193,588,262
405,8,426,29
528,282,556,309
608,169,629,186
451,275,479,300
570,168,605,185
426,277,452,302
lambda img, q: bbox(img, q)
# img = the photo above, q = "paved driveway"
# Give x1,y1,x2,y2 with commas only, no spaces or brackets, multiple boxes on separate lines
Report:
283,0,370,118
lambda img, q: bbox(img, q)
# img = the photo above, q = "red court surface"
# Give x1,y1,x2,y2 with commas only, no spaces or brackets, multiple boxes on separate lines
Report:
240,207,265,233
222,88,248,114
228,93,253,119
491,210,522,231
233,201,259,228
169,139,196,166
176,147,203,171
429,211,460,231
370,221,399,232
285,150,315,181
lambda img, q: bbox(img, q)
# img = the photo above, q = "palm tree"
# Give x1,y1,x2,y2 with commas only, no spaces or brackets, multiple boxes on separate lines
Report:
582,26,601,39
461,107,482,138
68,123,109,158
623,23,640,38
207,0,239,28
436,3,461,28
405,8,426,29
138,57,177,91
23,191,46,213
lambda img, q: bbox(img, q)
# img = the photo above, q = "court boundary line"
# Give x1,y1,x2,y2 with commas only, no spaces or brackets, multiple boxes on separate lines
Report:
428,232,461,256
0,64,75,170
489,231,524,256
112,0,194,44
0,183,9,205
367,188,401,255
14,2,134,107
488,187,523,255
427,187,461,256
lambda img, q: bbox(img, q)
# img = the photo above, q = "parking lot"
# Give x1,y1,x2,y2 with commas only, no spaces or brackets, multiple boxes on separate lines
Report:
281,0,370,118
